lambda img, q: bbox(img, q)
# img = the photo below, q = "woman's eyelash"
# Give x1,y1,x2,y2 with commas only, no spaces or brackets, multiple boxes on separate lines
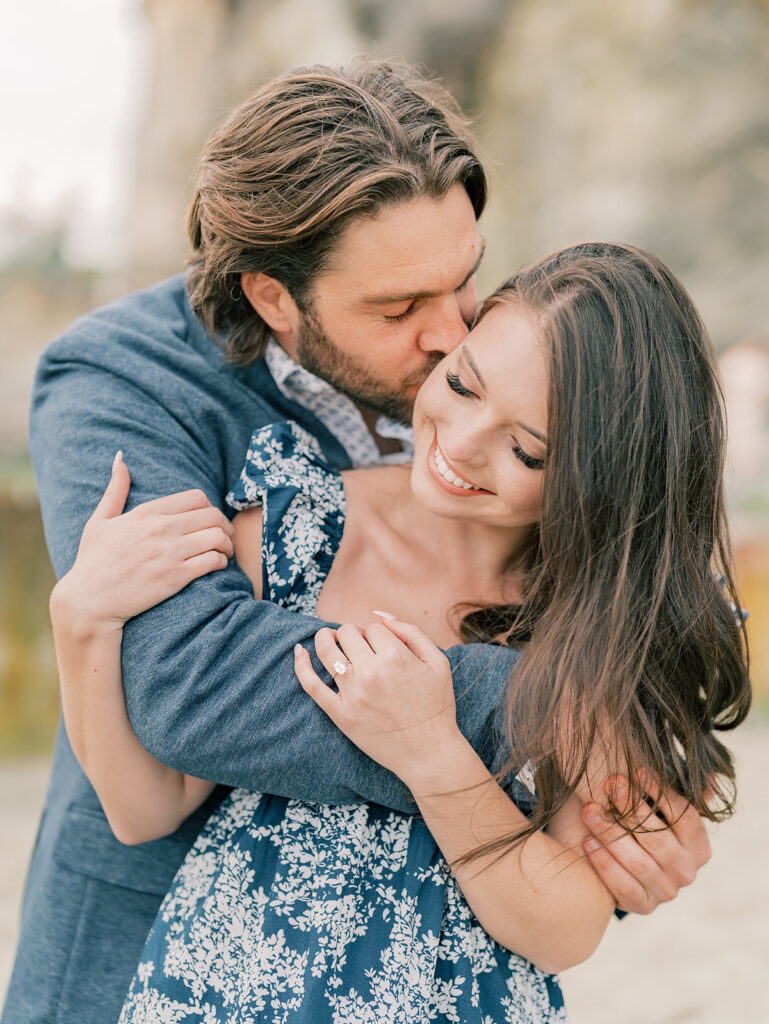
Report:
446,370,544,469
445,370,477,398
513,444,545,471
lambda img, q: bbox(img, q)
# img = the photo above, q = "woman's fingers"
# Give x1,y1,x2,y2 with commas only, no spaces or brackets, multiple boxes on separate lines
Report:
89,451,131,522
581,804,674,913
633,771,710,861
144,488,215,515
361,621,408,655
313,627,353,684
372,613,445,664
178,549,230,587
315,624,373,673
180,526,234,560
293,644,341,719
174,505,235,539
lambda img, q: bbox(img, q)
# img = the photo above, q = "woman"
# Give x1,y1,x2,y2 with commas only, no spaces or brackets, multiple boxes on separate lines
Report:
51,242,750,1023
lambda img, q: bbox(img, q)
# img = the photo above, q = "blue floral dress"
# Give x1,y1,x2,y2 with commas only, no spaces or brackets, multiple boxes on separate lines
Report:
118,421,568,1024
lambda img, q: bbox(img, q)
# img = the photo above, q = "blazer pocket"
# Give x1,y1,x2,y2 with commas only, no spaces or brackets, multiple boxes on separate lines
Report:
54,805,195,897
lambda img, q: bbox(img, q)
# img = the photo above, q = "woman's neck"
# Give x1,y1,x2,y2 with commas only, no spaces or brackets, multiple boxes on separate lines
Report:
349,465,530,598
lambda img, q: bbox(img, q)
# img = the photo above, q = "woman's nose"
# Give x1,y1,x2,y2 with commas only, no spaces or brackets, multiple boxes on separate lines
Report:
440,429,488,470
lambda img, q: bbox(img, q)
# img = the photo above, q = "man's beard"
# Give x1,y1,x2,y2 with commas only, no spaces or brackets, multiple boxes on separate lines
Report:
295,304,441,425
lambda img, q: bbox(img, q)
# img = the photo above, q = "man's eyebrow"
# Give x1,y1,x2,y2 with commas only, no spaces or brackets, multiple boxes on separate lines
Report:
360,241,486,306
462,346,548,445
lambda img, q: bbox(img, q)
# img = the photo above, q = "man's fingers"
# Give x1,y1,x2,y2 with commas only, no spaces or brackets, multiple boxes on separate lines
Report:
583,837,654,915
667,802,712,869
91,452,131,521
582,799,699,908
630,771,712,876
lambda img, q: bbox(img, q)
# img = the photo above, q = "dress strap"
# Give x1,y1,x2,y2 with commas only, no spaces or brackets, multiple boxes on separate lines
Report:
226,421,346,611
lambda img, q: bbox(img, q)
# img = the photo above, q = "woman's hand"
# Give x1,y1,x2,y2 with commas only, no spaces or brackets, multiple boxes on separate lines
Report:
293,615,465,787
51,452,234,634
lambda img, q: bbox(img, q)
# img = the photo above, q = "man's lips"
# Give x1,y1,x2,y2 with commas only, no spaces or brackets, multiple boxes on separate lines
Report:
427,434,491,496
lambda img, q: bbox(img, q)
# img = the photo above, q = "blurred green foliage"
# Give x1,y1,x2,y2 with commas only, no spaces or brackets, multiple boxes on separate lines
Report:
0,488,58,755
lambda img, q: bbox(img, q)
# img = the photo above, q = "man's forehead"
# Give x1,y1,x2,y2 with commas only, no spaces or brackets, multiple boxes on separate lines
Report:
317,186,484,302
358,241,486,306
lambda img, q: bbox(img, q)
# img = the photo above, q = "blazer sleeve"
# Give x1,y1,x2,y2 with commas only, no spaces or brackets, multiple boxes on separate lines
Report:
29,312,517,814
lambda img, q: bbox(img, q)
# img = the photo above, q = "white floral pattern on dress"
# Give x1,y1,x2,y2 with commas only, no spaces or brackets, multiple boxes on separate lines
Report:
119,422,568,1024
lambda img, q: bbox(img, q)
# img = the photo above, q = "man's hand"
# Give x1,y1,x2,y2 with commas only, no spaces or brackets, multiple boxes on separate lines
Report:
581,775,712,915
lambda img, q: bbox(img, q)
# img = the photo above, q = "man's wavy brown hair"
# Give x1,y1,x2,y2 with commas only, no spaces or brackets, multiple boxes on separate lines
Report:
186,58,487,365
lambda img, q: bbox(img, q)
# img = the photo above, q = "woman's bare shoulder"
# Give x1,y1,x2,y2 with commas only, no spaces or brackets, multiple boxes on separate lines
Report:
232,506,264,600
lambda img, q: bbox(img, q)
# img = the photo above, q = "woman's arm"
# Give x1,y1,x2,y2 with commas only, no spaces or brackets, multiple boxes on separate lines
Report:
51,454,234,845
294,615,615,974
393,731,614,973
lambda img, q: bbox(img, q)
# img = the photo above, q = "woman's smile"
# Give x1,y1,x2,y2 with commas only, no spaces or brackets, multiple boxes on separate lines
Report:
427,433,491,496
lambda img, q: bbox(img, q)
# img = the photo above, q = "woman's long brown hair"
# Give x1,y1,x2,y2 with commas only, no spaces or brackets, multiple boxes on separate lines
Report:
458,242,751,858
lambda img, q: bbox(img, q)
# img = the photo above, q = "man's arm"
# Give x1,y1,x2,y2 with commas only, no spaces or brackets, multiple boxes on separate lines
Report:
29,327,509,813
31,292,711,905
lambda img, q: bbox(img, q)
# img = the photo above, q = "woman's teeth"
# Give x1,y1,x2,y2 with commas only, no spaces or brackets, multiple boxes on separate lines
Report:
435,444,482,490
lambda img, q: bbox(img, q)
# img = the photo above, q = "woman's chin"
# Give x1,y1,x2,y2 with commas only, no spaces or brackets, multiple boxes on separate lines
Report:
409,464,476,521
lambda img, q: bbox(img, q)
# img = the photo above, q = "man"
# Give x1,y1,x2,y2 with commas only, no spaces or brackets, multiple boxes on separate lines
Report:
3,59,710,1023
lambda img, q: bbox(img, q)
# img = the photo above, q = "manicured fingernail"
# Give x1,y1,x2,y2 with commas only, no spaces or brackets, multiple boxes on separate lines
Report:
584,838,601,854
293,644,303,658
610,779,628,801
372,609,397,620
112,450,123,472
583,805,603,827
332,660,348,676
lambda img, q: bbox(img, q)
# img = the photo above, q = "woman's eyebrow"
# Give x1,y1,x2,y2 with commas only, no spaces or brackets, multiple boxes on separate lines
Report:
461,345,485,387
463,345,548,445
518,422,547,445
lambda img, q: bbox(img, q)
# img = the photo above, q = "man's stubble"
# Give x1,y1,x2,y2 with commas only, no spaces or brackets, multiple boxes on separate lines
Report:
295,303,442,426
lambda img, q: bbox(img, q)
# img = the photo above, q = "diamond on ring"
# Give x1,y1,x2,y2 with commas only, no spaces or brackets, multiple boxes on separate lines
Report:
332,660,349,676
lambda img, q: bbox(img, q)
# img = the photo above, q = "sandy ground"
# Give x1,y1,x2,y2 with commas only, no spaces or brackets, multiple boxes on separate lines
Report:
1,724,767,1022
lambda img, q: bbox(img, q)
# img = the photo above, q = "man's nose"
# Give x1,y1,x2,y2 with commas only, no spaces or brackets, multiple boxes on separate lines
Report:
417,294,469,356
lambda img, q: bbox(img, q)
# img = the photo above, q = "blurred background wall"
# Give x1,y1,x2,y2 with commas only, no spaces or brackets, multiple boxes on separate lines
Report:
1,2,768,1016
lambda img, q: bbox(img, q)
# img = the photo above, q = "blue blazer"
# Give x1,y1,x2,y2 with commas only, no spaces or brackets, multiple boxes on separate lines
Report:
2,276,517,1024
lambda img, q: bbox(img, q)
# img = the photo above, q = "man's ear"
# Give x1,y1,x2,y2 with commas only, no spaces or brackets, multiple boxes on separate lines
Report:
241,272,301,341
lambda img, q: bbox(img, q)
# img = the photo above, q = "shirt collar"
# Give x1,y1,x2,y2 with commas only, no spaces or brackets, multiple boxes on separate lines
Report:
264,337,413,449
264,337,330,396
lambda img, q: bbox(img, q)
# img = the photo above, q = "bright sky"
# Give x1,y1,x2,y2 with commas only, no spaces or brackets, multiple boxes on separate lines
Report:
0,0,147,266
